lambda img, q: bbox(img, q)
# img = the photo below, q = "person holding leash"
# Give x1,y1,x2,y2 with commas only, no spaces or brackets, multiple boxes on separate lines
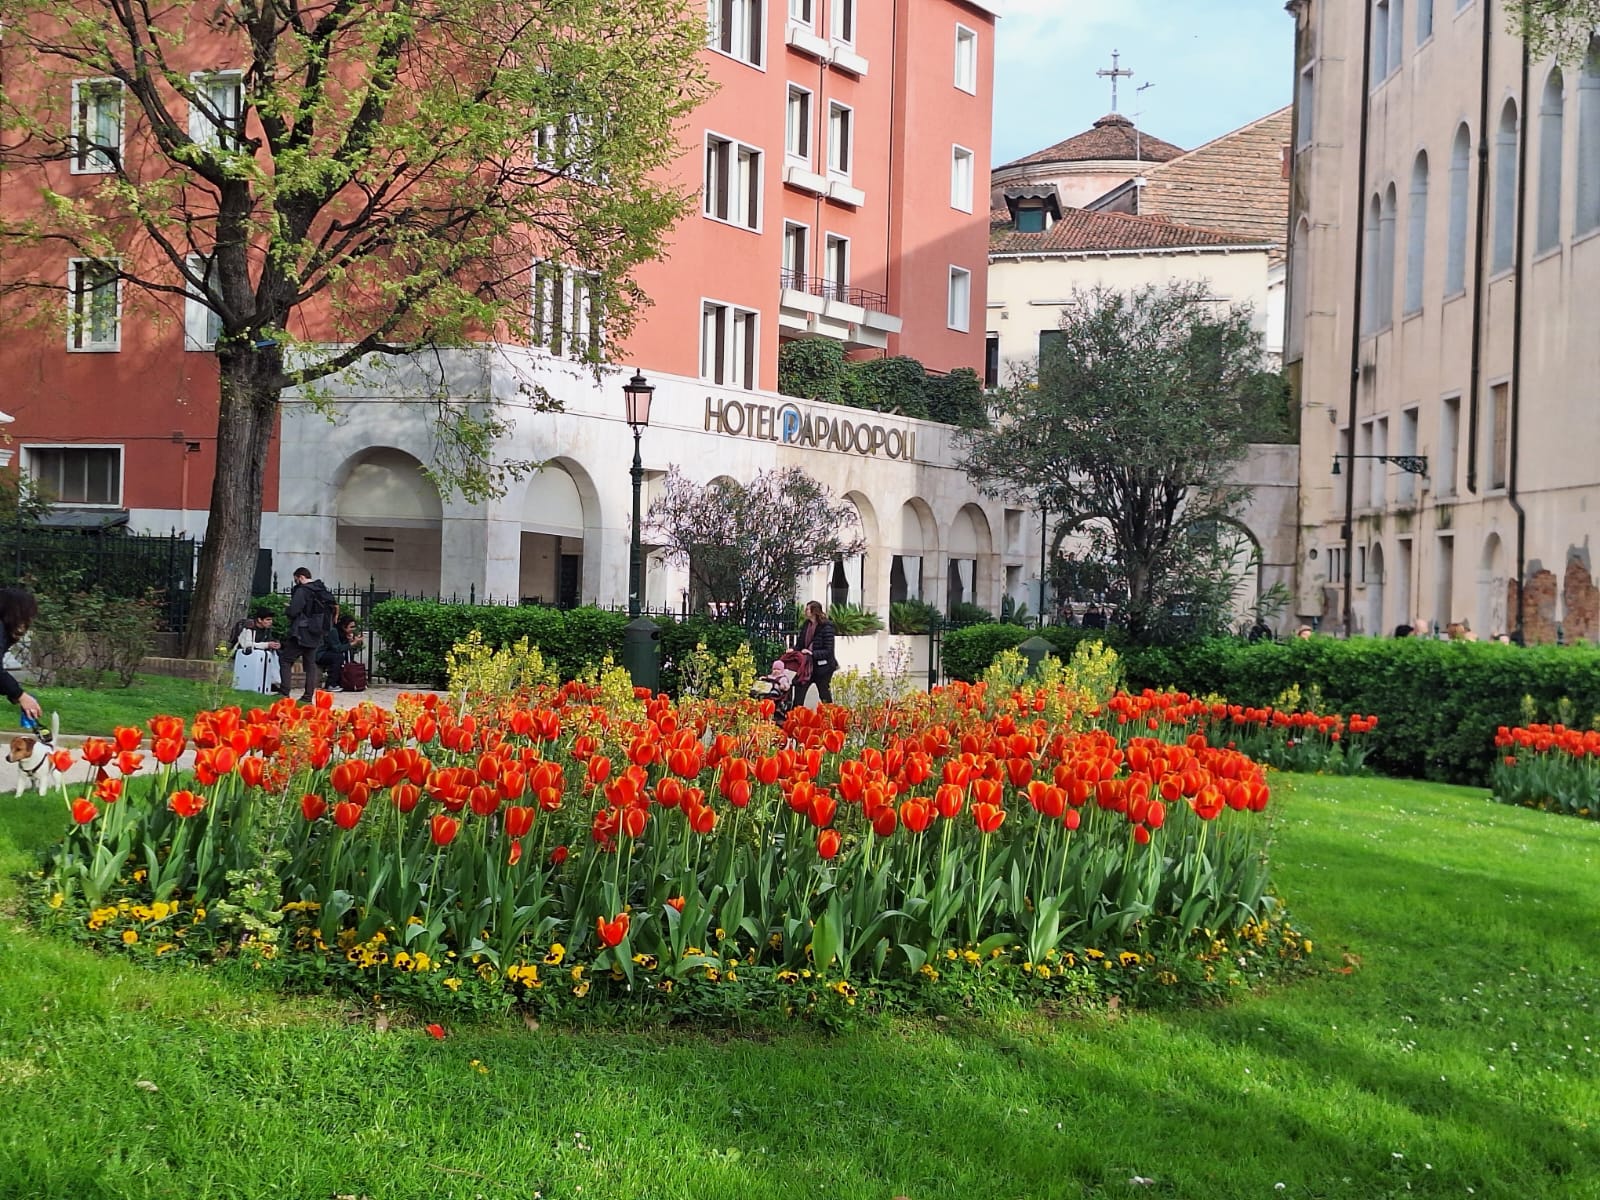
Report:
0,587,44,725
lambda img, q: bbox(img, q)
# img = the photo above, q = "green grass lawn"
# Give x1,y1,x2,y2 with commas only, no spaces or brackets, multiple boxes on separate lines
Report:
13,674,279,737
1,773,1597,1199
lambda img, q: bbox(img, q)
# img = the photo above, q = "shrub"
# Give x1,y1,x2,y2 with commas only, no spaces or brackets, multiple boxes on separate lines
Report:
924,367,988,428
829,602,884,636
776,338,847,404
658,615,774,696
367,601,629,686
890,598,940,634
941,623,1030,681
847,356,929,419
947,601,993,627
26,590,159,688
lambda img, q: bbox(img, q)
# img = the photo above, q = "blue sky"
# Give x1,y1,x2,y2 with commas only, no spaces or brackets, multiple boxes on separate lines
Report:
989,0,1295,165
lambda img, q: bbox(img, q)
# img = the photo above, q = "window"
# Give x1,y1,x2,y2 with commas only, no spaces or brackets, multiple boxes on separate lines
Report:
951,145,974,212
1371,1,1390,87
1446,123,1471,292
1362,195,1381,331
831,0,855,43
1370,416,1389,509
189,71,243,151
26,446,122,506
1418,0,1433,42
785,86,812,163
947,266,971,331
1379,183,1398,326
68,258,120,351
783,221,809,287
1492,100,1519,272
954,25,978,94
532,261,603,359
1015,203,1047,232
824,234,849,298
984,333,999,389
789,0,813,25
184,255,222,351
700,301,758,389
1388,0,1405,73
1398,407,1420,503
1404,152,1428,315
704,134,762,230
708,0,764,66
1487,381,1509,489
1580,43,1600,235
1439,395,1460,496
1287,217,1310,360
1538,69,1564,253
1297,65,1315,149
71,78,123,174
1038,329,1065,363
827,103,852,177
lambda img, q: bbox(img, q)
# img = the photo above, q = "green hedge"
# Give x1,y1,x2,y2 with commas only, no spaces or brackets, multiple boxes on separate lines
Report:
368,602,630,687
944,627,1600,785
940,623,1129,683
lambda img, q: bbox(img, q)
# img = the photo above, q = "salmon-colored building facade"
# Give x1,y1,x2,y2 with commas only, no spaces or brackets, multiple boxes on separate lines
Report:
1,1,1015,624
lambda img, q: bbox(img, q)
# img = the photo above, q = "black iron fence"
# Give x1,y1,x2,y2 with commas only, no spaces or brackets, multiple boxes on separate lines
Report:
5,525,197,631
778,269,890,312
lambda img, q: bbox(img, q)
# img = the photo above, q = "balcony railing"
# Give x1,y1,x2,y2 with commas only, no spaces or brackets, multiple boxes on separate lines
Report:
779,270,889,313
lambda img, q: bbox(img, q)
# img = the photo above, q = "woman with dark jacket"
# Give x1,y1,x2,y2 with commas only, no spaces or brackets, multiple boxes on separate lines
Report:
0,587,43,723
317,614,362,680
799,600,838,705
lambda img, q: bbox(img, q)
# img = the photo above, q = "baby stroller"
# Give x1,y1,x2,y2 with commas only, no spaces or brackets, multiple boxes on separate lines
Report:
750,649,811,718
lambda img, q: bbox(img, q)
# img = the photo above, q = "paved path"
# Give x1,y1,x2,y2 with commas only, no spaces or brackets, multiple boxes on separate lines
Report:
0,685,443,796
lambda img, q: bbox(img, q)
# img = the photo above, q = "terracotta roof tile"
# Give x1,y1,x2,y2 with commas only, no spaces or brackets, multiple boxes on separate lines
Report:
1135,107,1293,264
999,112,1185,170
989,206,1267,256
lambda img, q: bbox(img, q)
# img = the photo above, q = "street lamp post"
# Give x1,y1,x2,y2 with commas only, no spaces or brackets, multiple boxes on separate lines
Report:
623,371,654,618
621,372,660,691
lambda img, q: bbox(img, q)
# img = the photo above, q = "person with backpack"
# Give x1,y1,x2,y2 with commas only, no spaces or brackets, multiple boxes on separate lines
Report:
277,568,335,703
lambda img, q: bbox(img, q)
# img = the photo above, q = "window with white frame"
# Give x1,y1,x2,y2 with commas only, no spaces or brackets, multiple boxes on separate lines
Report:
536,109,602,182
189,71,243,151
68,258,120,351
831,0,855,44
700,301,759,389
950,145,974,212
954,25,978,93
705,134,762,229
789,0,814,26
1297,65,1315,149
1537,68,1564,253
785,85,812,163
827,103,852,177
708,0,764,67
782,222,809,286
824,233,849,298
1492,99,1519,272
184,255,223,351
1404,152,1428,315
947,266,971,331
26,446,122,506
71,78,123,174
532,261,603,359
1371,1,1391,87
1446,122,1471,292
1580,42,1600,235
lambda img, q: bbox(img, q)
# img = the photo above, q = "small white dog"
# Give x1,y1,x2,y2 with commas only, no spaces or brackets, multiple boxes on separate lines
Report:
9,712,62,796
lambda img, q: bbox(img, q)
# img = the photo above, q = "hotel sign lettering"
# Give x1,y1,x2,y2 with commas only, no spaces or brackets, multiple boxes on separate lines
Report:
703,397,918,462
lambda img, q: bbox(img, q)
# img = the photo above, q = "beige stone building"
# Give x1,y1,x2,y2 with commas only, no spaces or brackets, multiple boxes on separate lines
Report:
1286,1,1600,642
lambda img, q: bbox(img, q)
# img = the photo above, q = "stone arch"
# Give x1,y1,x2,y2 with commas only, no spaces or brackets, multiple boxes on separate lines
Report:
517,456,602,608
1212,517,1265,630
333,447,443,593
1479,532,1506,638
946,503,996,614
1366,542,1387,636
831,490,880,611
892,497,940,606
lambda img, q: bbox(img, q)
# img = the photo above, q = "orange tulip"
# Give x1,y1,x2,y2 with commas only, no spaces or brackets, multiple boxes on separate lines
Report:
301,793,328,821
504,805,535,839
71,798,98,825
817,828,842,859
899,798,934,834
168,790,205,819
430,814,460,846
239,756,267,789
112,726,143,753
596,912,630,948
666,895,686,912
332,801,362,830
972,801,1005,834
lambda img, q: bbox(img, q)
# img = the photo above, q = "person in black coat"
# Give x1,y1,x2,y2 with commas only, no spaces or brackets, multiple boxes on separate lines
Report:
0,588,43,724
799,600,838,705
277,568,336,702
317,614,363,683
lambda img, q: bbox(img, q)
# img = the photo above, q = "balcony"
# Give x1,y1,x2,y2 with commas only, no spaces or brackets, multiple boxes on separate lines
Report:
785,20,830,60
779,271,902,349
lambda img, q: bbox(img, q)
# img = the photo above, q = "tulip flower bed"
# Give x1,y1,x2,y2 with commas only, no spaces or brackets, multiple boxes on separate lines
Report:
24,683,1314,1021
1198,705,1379,775
1490,723,1600,820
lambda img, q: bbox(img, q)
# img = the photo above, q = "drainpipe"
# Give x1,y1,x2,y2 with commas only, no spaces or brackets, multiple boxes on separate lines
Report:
1342,0,1376,639
1508,30,1529,638
1465,0,1494,494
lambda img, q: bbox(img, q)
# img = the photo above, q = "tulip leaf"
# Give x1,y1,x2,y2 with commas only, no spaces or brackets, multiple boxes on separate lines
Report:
900,944,928,973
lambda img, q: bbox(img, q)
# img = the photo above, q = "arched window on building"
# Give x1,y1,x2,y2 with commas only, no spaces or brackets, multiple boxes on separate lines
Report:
1404,152,1429,314
1362,193,1382,332
1578,41,1600,236
1379,182,1399,326
1537,69,1564,253
1492,99,1519,272
1446,122,1471,293
1287,216,1310,360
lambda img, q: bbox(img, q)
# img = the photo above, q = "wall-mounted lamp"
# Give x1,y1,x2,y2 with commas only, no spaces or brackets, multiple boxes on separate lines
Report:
1330,453,1428,477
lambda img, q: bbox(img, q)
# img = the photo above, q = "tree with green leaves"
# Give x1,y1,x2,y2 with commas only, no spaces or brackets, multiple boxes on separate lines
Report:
0,0,709,656
646,468,865,627
1509,1,1600,64
959,281,1268,639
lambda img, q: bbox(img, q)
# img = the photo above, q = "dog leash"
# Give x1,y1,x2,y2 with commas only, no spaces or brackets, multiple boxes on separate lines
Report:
20,712,53,746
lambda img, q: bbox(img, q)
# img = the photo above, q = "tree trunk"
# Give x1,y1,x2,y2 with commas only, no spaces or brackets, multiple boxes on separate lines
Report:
182,349,281,659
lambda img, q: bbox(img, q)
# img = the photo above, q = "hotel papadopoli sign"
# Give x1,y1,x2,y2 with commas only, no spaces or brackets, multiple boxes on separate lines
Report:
703,396,919,462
